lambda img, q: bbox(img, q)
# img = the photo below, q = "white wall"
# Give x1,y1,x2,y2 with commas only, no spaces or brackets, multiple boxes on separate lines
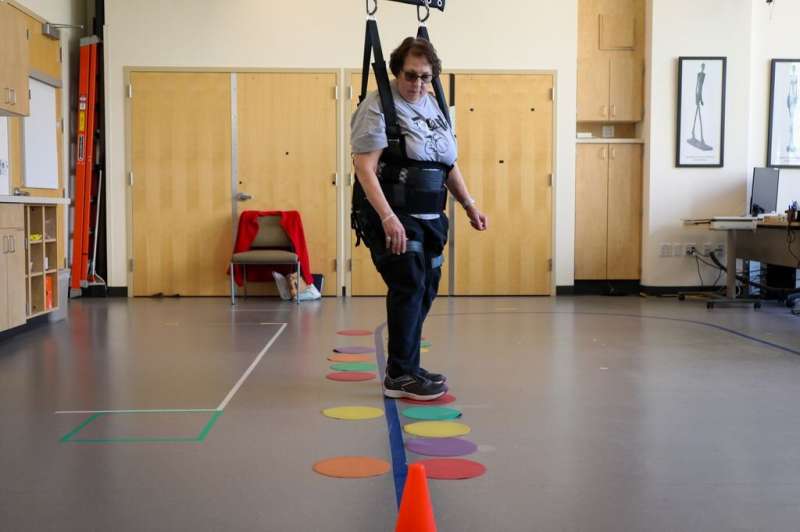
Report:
103,0,578,288
643,0,800,288
749,0,800,209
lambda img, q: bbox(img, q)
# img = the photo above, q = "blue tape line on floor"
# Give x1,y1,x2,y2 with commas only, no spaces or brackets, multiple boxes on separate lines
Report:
374,323,407,509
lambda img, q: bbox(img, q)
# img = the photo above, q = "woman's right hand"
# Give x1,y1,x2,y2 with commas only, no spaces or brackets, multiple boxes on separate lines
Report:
382,214,407,255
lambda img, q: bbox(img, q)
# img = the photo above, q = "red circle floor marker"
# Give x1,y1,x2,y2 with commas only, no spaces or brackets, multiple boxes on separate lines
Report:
413,458,486,480
326,372,376,382
399,393,456,406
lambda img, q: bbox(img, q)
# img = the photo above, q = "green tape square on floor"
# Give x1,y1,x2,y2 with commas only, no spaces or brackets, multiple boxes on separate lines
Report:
60,411,222,444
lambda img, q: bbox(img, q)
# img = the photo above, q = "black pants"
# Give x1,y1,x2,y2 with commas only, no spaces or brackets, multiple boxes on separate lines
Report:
360,207,449,378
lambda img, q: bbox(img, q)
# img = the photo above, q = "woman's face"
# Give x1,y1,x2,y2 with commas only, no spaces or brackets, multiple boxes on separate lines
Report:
397,54,433,103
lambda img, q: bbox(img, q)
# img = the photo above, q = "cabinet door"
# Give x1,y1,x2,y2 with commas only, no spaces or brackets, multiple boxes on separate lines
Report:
610,55,642,122
0,3,30,116
0,204,25,229
577,57,610,122
6,229,26,328
0,232,8,331
575,144,609,280
607,144,642,279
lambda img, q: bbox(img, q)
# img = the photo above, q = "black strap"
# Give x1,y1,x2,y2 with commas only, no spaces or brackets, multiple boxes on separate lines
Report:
361,20,402,145
416,25,451,127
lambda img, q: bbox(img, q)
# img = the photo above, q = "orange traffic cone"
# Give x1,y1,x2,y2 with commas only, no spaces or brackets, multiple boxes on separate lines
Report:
395,463,437,532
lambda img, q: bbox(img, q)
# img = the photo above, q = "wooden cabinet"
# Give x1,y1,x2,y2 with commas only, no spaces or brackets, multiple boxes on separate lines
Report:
0,204,27,331
575,143,642,280
577,0,643,123
0,1,30,117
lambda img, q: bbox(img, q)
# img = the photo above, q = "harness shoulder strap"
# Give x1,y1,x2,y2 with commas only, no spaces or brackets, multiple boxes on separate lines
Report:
416,25,452,127
361,19,403,153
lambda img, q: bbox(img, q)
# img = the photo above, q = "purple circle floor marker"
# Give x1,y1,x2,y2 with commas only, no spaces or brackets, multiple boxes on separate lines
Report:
333,346,376,354
405,437,478,457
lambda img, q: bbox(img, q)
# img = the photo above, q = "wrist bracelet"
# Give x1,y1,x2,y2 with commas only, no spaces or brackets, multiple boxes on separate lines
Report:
381,213,396,224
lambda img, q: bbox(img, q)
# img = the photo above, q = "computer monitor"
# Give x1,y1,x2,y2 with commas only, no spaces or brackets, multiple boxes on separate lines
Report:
750,167,780,216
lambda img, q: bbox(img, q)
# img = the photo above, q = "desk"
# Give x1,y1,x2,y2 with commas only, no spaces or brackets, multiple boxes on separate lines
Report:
721,223,798,299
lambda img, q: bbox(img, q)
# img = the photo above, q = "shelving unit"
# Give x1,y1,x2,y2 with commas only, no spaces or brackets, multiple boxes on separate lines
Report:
24,204,59,317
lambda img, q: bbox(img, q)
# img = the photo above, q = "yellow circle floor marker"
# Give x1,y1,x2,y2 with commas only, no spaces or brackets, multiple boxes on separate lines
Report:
421,348,430,353
404,421,471,438
322,406,384,420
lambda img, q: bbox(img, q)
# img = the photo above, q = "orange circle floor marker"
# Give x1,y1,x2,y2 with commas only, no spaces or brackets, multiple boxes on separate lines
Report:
313,456,391,478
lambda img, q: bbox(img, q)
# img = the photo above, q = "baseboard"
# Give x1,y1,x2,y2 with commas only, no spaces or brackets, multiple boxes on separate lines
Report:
639,285,721,296
0,315,51,342
107,287,128,297
569,280,641,296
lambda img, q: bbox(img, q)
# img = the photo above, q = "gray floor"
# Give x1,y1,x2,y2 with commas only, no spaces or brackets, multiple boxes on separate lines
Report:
1,295,800,531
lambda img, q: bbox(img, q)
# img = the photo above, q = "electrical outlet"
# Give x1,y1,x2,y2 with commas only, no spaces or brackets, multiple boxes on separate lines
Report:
685,243,697,256
0,159,8,176
660,243,672,257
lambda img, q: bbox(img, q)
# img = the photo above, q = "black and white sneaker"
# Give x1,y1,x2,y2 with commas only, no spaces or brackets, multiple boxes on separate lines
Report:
417,367,446,384
384,374,446,401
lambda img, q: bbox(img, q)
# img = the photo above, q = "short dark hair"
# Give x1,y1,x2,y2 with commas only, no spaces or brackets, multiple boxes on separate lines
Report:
389,37,442,78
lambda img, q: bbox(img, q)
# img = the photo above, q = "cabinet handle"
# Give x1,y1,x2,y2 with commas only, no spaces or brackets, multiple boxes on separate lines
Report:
600,147,607,160
10,235,15,253
601,105,608,118
610,104,617,118
610,148,617,160
9,88,16,106
3,88,10,105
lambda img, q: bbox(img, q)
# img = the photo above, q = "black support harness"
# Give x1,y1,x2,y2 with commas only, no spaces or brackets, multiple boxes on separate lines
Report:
352,0,452,247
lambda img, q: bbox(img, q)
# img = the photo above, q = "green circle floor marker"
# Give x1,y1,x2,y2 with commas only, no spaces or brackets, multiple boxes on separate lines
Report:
330,362,378,372
402,406,462,421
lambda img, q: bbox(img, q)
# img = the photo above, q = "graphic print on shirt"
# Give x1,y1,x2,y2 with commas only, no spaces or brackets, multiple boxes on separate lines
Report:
412,114,451,159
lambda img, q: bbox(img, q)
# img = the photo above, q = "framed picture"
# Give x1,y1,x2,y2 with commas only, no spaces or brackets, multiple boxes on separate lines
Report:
676,57,727,167
767,59,800,168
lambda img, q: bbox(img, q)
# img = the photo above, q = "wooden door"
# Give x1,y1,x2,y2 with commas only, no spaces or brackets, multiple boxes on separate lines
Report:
454,74,553,295
236,72,338,296
575,144,609,280
347,72,452,296
130,72,233,296
610,55,643,122
607,144,641,279
7,228,26,328
577,57,610,122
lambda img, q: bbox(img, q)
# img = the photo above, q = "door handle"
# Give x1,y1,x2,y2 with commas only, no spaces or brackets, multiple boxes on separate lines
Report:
610,148,617,160
236,192,252,201
10,235,15,253
610,104,617,118
9,88,16,106
601,105,608,118
600,147,607,160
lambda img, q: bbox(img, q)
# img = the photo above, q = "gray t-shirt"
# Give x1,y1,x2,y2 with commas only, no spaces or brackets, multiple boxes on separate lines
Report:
351,81,457,165
351,82,456,219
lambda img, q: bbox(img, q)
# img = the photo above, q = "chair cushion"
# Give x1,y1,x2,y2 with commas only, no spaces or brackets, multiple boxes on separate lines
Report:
232,250,298,265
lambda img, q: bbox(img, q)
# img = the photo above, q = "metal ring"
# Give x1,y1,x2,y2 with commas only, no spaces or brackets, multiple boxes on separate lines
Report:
417,0,430,23
366,0,378,16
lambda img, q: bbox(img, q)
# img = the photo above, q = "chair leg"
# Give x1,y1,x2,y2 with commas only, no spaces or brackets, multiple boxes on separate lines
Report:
296,262,301,304
230,263,236,305
243,264,248,299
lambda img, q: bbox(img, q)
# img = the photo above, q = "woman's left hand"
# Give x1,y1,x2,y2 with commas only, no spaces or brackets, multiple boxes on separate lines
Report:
466,206,488,231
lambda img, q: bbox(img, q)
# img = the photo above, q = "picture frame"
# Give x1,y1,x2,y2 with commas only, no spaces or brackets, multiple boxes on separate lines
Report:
767,59,800,168
675,57,727,168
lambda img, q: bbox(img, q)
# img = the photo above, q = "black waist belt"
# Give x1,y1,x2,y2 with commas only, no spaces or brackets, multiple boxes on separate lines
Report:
379,163,448,214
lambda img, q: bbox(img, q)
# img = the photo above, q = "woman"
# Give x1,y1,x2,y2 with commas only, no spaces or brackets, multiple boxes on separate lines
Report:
351,37,488,400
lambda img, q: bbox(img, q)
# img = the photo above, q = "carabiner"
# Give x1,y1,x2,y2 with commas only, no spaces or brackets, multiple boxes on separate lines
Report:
417,0,430,23
366,0,378,16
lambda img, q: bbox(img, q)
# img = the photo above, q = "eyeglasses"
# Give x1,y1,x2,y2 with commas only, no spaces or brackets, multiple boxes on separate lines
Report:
402,70,433,84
